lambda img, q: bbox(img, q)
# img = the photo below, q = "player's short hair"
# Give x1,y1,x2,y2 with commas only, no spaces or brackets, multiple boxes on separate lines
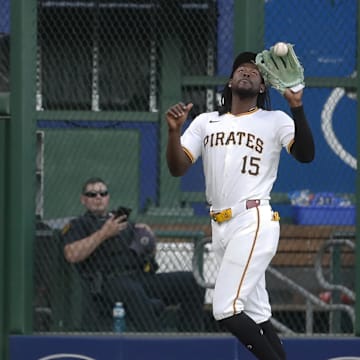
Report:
218,51,271,115
81,177,108,194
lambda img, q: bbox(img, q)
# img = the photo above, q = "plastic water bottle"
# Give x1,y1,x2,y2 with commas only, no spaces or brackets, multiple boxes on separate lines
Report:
113,301,126,333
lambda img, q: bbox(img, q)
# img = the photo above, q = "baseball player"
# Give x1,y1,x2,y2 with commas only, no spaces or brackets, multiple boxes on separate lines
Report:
166,52,314,359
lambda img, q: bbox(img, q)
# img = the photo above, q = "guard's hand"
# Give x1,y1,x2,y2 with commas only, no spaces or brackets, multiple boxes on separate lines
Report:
166,102,193,132
101,215,128,239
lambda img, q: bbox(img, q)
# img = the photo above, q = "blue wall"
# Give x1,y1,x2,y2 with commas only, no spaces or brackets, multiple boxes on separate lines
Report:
264,0,356,195
0,0,9,33
10,335,360,360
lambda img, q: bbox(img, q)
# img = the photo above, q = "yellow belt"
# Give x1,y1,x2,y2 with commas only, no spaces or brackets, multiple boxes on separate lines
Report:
210,200,265,223
210,208,232,223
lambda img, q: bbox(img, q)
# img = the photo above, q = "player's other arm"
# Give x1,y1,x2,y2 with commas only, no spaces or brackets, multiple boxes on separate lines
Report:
166,102,193,176
284,89,315,163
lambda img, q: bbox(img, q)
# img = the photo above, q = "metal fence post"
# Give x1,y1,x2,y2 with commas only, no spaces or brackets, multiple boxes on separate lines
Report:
234,0,264,53
5,0,37,341
0,93,10,360
356,0,360,338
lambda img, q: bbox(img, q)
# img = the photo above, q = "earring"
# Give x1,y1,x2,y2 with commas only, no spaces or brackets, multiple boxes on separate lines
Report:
228,84,232,88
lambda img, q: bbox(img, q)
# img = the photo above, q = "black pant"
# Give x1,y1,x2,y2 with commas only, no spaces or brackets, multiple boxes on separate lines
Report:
102,271,205,332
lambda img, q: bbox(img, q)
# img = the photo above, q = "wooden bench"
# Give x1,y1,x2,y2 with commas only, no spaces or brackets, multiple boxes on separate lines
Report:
149,223,356,334
148,224,356,290
150,223,356,269
272,224,355,268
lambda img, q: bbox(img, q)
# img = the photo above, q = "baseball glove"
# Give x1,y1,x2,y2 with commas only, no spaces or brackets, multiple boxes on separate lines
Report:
255,44,305,94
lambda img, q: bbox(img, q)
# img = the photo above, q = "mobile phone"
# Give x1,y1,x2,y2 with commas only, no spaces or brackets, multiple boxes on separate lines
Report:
112,206,132,219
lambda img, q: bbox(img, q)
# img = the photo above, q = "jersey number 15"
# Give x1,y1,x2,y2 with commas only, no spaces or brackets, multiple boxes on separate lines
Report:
241,156,260,176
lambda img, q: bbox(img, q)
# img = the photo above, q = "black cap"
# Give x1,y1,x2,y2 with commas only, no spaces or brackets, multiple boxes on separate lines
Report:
230,52,257,77
129,226,156,256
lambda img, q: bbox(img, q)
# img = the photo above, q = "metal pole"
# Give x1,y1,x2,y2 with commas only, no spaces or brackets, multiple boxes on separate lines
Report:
234,0,264,54
159,34,182,207
0,113,9,360
6,0,37,340
356,0,360,338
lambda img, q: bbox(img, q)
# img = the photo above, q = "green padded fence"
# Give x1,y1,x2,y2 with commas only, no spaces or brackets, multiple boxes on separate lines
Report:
0,5,359,360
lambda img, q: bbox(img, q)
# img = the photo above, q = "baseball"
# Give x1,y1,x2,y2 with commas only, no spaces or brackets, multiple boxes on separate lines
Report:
273,42,288,57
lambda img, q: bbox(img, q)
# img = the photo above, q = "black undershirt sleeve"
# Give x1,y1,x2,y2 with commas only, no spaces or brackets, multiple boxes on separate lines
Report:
289,105,315,163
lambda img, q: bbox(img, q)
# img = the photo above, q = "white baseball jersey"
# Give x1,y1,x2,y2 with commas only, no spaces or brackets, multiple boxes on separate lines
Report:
181,107,295,323
181,108,294,210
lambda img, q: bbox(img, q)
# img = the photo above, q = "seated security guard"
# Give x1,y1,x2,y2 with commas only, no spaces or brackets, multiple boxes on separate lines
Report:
62,177,205,332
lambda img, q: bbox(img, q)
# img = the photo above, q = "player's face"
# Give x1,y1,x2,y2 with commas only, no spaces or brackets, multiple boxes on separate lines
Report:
230,62,265,96
81,182,110,215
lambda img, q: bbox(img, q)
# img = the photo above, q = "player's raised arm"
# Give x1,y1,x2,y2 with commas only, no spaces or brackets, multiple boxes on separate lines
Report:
166,102,193,176
255,44,315,164
283,89,315,163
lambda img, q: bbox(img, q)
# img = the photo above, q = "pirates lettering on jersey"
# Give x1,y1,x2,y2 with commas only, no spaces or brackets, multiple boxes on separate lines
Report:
203,131,264,154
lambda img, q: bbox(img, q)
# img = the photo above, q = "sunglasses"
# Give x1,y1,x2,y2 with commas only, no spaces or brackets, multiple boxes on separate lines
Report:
84,191,109,198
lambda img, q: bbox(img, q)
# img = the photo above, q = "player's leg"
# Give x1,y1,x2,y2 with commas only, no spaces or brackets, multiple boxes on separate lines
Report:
213,237,282,358
212,206,283,359
215,250,283,359
212,208,278,320
244,209,285,359
245,275,286,359
259,320,286,360
220,312,284,360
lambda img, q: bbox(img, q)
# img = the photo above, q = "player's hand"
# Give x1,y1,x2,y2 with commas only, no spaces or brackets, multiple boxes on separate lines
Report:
166,102,193,132
100,215,128,239
283,88,303,108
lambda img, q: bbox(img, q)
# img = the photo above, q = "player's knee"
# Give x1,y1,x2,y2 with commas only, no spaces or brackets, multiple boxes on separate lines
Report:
212,295,225,319
212,301,244,321
212,299,224,320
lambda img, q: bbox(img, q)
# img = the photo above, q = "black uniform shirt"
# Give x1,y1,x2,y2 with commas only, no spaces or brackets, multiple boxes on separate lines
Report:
62,211,141,278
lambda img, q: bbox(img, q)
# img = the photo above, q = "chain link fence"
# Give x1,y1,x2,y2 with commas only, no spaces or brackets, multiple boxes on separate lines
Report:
1,0,357,335
36,0,219,113
0,0,9,95
34,0,223,334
